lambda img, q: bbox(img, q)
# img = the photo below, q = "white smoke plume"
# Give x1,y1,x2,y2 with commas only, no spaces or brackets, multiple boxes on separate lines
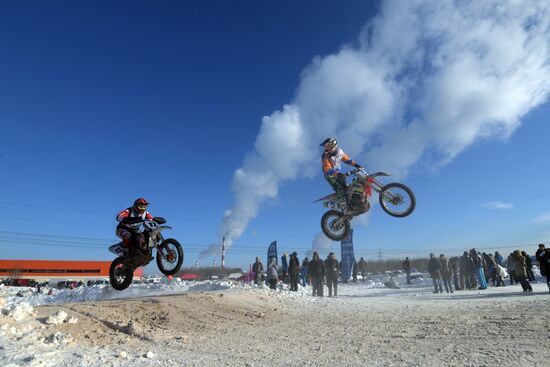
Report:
197,243,221,261
217,0,550,252
305,233,335,260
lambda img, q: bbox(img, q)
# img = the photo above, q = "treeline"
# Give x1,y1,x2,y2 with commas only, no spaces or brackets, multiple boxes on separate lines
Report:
359,257,430,273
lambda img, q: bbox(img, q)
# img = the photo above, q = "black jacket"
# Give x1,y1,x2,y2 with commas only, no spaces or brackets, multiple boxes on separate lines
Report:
540,251,550,276
325,258,340,279
252,262,263,273
358,259,367,272
288,256,300,276
449,257,459,273
427,257,441,278
308,259,325,278
536,248,545,263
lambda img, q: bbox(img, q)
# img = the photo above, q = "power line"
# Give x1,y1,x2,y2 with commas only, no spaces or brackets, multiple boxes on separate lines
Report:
0,230,546,257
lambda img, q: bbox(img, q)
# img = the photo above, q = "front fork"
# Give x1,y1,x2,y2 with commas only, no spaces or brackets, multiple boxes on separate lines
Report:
332,214,352,229
154,233,166,257
370,178,394,202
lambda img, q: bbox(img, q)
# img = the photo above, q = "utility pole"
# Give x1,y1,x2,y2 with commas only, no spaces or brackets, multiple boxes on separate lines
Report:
378,248,383,261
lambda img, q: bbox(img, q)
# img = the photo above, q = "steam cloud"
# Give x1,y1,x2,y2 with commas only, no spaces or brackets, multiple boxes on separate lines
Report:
210,0,550,257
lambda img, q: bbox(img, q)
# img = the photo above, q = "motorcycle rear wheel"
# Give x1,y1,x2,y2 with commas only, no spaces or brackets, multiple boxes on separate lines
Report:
321,210,350,241
156,238,184,276
379,182,416,218
109,257,134,291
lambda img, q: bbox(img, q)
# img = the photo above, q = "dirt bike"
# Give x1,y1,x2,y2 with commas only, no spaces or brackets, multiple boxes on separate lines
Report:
108,217,184,290
314,169,415,241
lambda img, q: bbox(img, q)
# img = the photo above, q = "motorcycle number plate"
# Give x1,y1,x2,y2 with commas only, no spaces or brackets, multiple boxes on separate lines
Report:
109,244,124,256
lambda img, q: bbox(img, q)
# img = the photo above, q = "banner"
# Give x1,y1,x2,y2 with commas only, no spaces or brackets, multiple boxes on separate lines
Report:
267,241,278,269
340,229,355,282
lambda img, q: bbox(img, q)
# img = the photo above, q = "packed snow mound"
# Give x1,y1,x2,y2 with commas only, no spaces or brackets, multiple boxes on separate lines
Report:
1,302,36,321
1,274,434,309
2,280,237,307
45,310,68,325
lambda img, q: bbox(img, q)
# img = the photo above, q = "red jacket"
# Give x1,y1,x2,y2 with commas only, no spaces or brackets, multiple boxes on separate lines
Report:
116,207,153,231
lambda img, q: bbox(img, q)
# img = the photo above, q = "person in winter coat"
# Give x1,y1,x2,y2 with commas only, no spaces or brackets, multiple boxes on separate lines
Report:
281,253,289,283
538,247,548,278
288,252,300,291
494,251,504,266
507,253,517,285
482,252,491,285
351,260,358,282
460,251,475,290
325,252,340,297
470,249,487,290
540,248,550,293
521,251,535,281
439,254,453,293
308,252,325,297
485,253,497,286
449,256,461,290
358,257,368,281
300,257,309,287
427,253,443,293
536,244,546,269
513,250,533,292
267,257,279,290
403,257,412,285
252,257,264,285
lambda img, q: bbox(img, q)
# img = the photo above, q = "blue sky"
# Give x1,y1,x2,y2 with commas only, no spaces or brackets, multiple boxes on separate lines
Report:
1,1,550,272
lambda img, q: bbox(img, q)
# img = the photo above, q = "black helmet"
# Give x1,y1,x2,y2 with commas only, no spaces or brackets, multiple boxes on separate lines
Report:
320,137,338,152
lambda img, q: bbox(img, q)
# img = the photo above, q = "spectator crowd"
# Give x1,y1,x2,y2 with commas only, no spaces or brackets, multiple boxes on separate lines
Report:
251,251,370,297
249,243,550,297
425,245,550,294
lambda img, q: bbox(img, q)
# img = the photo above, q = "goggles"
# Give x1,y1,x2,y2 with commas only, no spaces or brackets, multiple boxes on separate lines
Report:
323,144,337,152
135,205,148,211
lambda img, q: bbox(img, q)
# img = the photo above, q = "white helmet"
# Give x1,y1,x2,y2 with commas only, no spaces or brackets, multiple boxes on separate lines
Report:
320,137,337,152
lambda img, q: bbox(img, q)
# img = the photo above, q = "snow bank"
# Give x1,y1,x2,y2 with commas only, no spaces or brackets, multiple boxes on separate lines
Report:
1,280,237,308
1,302,36,321
45,310,68,325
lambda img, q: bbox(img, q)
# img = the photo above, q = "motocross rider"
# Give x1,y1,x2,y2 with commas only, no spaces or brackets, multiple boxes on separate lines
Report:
116,198,154,253
320,138,363,205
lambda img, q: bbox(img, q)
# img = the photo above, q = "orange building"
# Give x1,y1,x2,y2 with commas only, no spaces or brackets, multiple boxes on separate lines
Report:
0,260,143,282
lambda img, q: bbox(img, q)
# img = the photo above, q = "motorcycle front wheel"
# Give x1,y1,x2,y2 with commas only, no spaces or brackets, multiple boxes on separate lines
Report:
379,182,416,218
109,257,134,291
321,210,350,241
156,238,184,276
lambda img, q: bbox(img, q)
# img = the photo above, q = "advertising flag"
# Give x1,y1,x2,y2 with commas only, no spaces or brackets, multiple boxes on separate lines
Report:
267,241,278,268
340,229,355,282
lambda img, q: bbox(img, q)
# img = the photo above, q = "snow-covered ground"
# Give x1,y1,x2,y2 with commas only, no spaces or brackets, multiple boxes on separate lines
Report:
1,275,549,366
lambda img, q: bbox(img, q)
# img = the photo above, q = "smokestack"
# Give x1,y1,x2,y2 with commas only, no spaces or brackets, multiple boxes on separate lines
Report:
221,236,225,275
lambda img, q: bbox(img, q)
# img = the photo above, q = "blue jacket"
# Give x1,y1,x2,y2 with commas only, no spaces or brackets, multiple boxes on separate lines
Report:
281,255,288,271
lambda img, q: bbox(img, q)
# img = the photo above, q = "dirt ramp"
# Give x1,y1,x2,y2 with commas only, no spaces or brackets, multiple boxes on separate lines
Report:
35,289,285,349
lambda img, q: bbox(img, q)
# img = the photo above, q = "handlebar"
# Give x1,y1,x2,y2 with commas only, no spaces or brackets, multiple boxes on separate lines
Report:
345,168,364,177
122,216,166,225
343,170,391,179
